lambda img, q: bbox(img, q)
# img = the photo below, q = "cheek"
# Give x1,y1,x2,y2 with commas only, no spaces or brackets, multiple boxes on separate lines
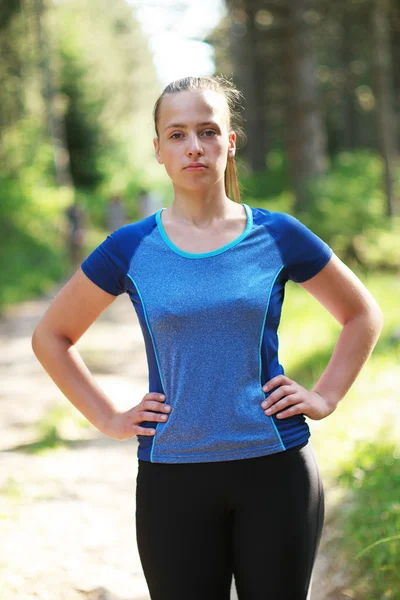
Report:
216,136,230,156
162,152,181,180
159,147,177,170
215,144,228,168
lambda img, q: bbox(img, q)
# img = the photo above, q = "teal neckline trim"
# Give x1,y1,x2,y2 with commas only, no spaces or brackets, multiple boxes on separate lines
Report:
155,203,253,259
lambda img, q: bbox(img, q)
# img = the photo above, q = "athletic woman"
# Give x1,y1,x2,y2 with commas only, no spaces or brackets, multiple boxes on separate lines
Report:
32,76,383,600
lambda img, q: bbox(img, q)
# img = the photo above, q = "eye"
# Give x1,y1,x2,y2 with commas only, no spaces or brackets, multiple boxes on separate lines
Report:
170,132,183,139
202,130,217,137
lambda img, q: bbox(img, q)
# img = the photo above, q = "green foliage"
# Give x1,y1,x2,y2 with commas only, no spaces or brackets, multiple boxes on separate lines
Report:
1,117,54,182
52,0,161,193
0,0,22,31
0,176,67,310
0,0,30,130
335,438,400,599
299,152,399,269
0,0,164,309
57,40,108,189
238,150,294,212
0,223,64,308
242,150,399,271
0,0,162,192
72,186,153,231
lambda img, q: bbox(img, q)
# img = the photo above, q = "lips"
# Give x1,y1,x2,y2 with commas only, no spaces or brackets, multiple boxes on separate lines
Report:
184,163,207,170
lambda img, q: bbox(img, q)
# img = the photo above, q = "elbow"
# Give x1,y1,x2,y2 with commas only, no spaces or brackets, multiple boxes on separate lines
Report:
359,301,384,343
372,303,384,337
342,299,384,340
367,294,384,336
31,324,46,358
31,325,39,352
31,323,70,358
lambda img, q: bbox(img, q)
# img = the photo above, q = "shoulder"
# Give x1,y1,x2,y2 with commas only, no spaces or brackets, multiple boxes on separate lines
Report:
250,205,333,281
105,214,158,254
250,206,307,238
80,215,158,296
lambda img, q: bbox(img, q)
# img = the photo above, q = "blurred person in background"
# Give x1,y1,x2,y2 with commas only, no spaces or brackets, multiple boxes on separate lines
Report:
107,194,126,233
64,199,86,271
137,187,161,219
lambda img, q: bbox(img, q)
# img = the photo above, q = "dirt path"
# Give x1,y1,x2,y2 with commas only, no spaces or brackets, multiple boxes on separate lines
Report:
0,282,349,600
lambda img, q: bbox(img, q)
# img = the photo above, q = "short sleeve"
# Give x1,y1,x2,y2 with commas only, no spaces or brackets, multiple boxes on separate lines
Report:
269,213,333,283
81,229,128,296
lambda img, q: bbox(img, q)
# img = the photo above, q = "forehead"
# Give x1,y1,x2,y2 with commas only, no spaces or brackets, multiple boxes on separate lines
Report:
159,90,230,129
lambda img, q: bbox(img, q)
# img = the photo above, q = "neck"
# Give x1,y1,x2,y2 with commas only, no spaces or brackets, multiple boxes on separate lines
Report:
167,184,240,226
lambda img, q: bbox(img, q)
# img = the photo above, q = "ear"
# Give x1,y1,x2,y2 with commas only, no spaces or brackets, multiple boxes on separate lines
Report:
153,137,163,164
228,131,236,158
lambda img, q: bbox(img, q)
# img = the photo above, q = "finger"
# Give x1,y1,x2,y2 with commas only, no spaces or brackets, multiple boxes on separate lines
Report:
261,385,295,409
137,410,170,423
262,375,292,393
274,404,305,419
132,425,157,436
143,400,171,413
264,394,299,416
144,392,166,402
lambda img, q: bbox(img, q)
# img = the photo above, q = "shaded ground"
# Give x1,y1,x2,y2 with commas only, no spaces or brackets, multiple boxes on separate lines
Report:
0,280,351,599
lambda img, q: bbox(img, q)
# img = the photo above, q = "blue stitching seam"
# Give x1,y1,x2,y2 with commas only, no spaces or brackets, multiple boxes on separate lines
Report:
127,273,165,463
259,265,285,451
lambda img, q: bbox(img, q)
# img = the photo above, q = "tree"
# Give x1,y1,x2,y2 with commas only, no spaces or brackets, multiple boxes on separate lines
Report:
0,0,26,170
33,0,73,189
282,0,327,210
227,1,271,172
371,0,399,216
53,0,160,190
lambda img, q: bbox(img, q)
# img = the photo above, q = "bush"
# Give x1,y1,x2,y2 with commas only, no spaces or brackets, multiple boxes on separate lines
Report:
0,177,67,310
241,150,399,271
336,436,400,599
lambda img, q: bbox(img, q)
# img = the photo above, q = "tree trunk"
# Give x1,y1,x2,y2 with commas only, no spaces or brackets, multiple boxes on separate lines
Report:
34,0,73,189
371,0,399,217
340,12,358,150
282,0,327,211
228,1,270,172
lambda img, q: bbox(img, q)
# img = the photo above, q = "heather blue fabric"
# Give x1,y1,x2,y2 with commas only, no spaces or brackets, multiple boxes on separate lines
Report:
81,204,333,463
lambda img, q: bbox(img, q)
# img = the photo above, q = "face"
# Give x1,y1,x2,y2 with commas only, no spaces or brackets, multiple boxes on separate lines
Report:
153,90,236,192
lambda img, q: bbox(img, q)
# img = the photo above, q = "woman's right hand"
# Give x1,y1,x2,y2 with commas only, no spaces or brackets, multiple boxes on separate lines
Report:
104,393,171,441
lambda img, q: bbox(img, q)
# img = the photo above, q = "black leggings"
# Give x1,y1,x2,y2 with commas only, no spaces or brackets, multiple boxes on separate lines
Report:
136,442,324,600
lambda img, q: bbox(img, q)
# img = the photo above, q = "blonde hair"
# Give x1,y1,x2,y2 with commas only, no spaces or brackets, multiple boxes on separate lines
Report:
153,76,246,203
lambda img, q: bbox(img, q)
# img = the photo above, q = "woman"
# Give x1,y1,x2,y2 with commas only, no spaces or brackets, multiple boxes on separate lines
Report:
32,76,383,600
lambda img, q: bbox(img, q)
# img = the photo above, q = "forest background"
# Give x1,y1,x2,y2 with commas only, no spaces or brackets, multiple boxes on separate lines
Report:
1,0,399,598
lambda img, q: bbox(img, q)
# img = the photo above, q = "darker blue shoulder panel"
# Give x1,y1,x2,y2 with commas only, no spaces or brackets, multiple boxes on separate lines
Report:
252,207,333,283
81,215,157,295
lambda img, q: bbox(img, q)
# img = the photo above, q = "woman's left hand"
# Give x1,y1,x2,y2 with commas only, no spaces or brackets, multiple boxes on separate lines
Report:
261,375,336,421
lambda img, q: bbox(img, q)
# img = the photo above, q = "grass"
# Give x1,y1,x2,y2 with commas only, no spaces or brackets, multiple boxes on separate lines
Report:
278,273,399,598
10,403,93,455
335,438,400,599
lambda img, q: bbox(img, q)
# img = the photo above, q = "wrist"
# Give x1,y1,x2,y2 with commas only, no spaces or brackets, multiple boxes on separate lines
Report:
80,395,118,436
312,389,340,412
97,405,120,437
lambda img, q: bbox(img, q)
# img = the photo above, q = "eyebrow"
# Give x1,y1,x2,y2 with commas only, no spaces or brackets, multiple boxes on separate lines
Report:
164,121,220,132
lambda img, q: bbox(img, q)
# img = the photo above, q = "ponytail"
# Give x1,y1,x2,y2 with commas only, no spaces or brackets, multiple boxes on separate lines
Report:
225,156,241,203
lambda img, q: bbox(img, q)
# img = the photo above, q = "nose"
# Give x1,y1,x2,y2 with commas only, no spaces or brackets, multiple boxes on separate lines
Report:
185,134,204,157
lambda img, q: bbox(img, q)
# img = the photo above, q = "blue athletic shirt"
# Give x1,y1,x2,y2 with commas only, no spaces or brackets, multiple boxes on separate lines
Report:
81,204,333,463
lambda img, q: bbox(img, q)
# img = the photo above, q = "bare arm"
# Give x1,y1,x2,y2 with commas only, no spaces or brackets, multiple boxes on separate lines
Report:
261,254,383,419
31,269,169,438
301,254,383,407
